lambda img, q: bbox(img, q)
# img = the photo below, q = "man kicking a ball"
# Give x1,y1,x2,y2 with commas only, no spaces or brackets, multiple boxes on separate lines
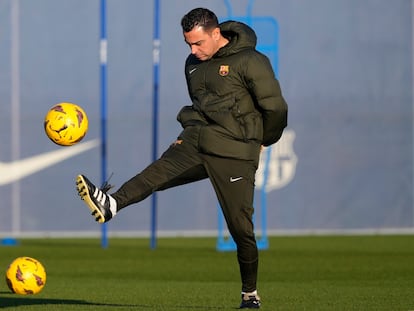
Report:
76,7,287,309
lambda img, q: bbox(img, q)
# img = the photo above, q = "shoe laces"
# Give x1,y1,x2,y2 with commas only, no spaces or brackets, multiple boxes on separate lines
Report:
100,172,114,193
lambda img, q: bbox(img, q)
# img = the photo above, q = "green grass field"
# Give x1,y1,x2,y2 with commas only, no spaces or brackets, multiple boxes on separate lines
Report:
0,235,413,310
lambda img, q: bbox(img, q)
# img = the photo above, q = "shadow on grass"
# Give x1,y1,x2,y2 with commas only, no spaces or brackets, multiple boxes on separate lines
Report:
0,293,229,309
0,293,146,309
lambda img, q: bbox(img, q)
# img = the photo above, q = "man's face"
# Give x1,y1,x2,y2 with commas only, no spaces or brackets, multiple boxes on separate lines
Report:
183,26,220,61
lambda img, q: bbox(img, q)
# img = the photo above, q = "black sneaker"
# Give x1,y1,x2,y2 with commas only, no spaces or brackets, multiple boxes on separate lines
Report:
76,174,114,223
240,292,261,309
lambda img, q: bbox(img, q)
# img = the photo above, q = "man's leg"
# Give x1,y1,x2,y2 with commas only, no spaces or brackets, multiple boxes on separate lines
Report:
203,155,259,293
77,127,207,222
112,139,207,210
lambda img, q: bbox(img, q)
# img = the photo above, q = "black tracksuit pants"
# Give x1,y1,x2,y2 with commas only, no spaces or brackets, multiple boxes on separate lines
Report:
112,126,259,292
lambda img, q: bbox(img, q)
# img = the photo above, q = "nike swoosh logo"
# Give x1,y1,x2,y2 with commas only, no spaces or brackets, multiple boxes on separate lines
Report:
0,139,99,186
189,68,197,74
230,176,243,182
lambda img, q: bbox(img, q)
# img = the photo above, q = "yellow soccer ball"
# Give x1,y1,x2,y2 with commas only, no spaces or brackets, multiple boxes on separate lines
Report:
6,257,47,295
44,102,89,146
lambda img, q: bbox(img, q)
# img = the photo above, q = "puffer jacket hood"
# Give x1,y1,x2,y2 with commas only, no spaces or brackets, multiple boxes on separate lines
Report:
215,21,257,57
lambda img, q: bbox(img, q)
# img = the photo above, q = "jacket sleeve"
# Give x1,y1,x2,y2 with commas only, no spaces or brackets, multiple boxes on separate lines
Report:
244,51,288,146
176,105,208,128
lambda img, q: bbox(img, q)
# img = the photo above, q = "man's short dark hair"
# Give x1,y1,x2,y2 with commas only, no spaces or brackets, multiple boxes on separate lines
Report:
181,8,219,33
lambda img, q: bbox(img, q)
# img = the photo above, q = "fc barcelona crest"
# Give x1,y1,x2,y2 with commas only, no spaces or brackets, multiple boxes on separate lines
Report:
219,65,229,76
255,129,297,192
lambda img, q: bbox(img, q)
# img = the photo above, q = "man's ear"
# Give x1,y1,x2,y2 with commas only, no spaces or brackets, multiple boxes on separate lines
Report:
212,27,220,40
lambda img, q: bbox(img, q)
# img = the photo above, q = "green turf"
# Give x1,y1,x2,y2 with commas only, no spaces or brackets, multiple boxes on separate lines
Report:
0,235,414,310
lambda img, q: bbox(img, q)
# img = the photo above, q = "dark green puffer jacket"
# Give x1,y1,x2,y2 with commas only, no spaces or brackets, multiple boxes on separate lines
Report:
177,21,288,163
